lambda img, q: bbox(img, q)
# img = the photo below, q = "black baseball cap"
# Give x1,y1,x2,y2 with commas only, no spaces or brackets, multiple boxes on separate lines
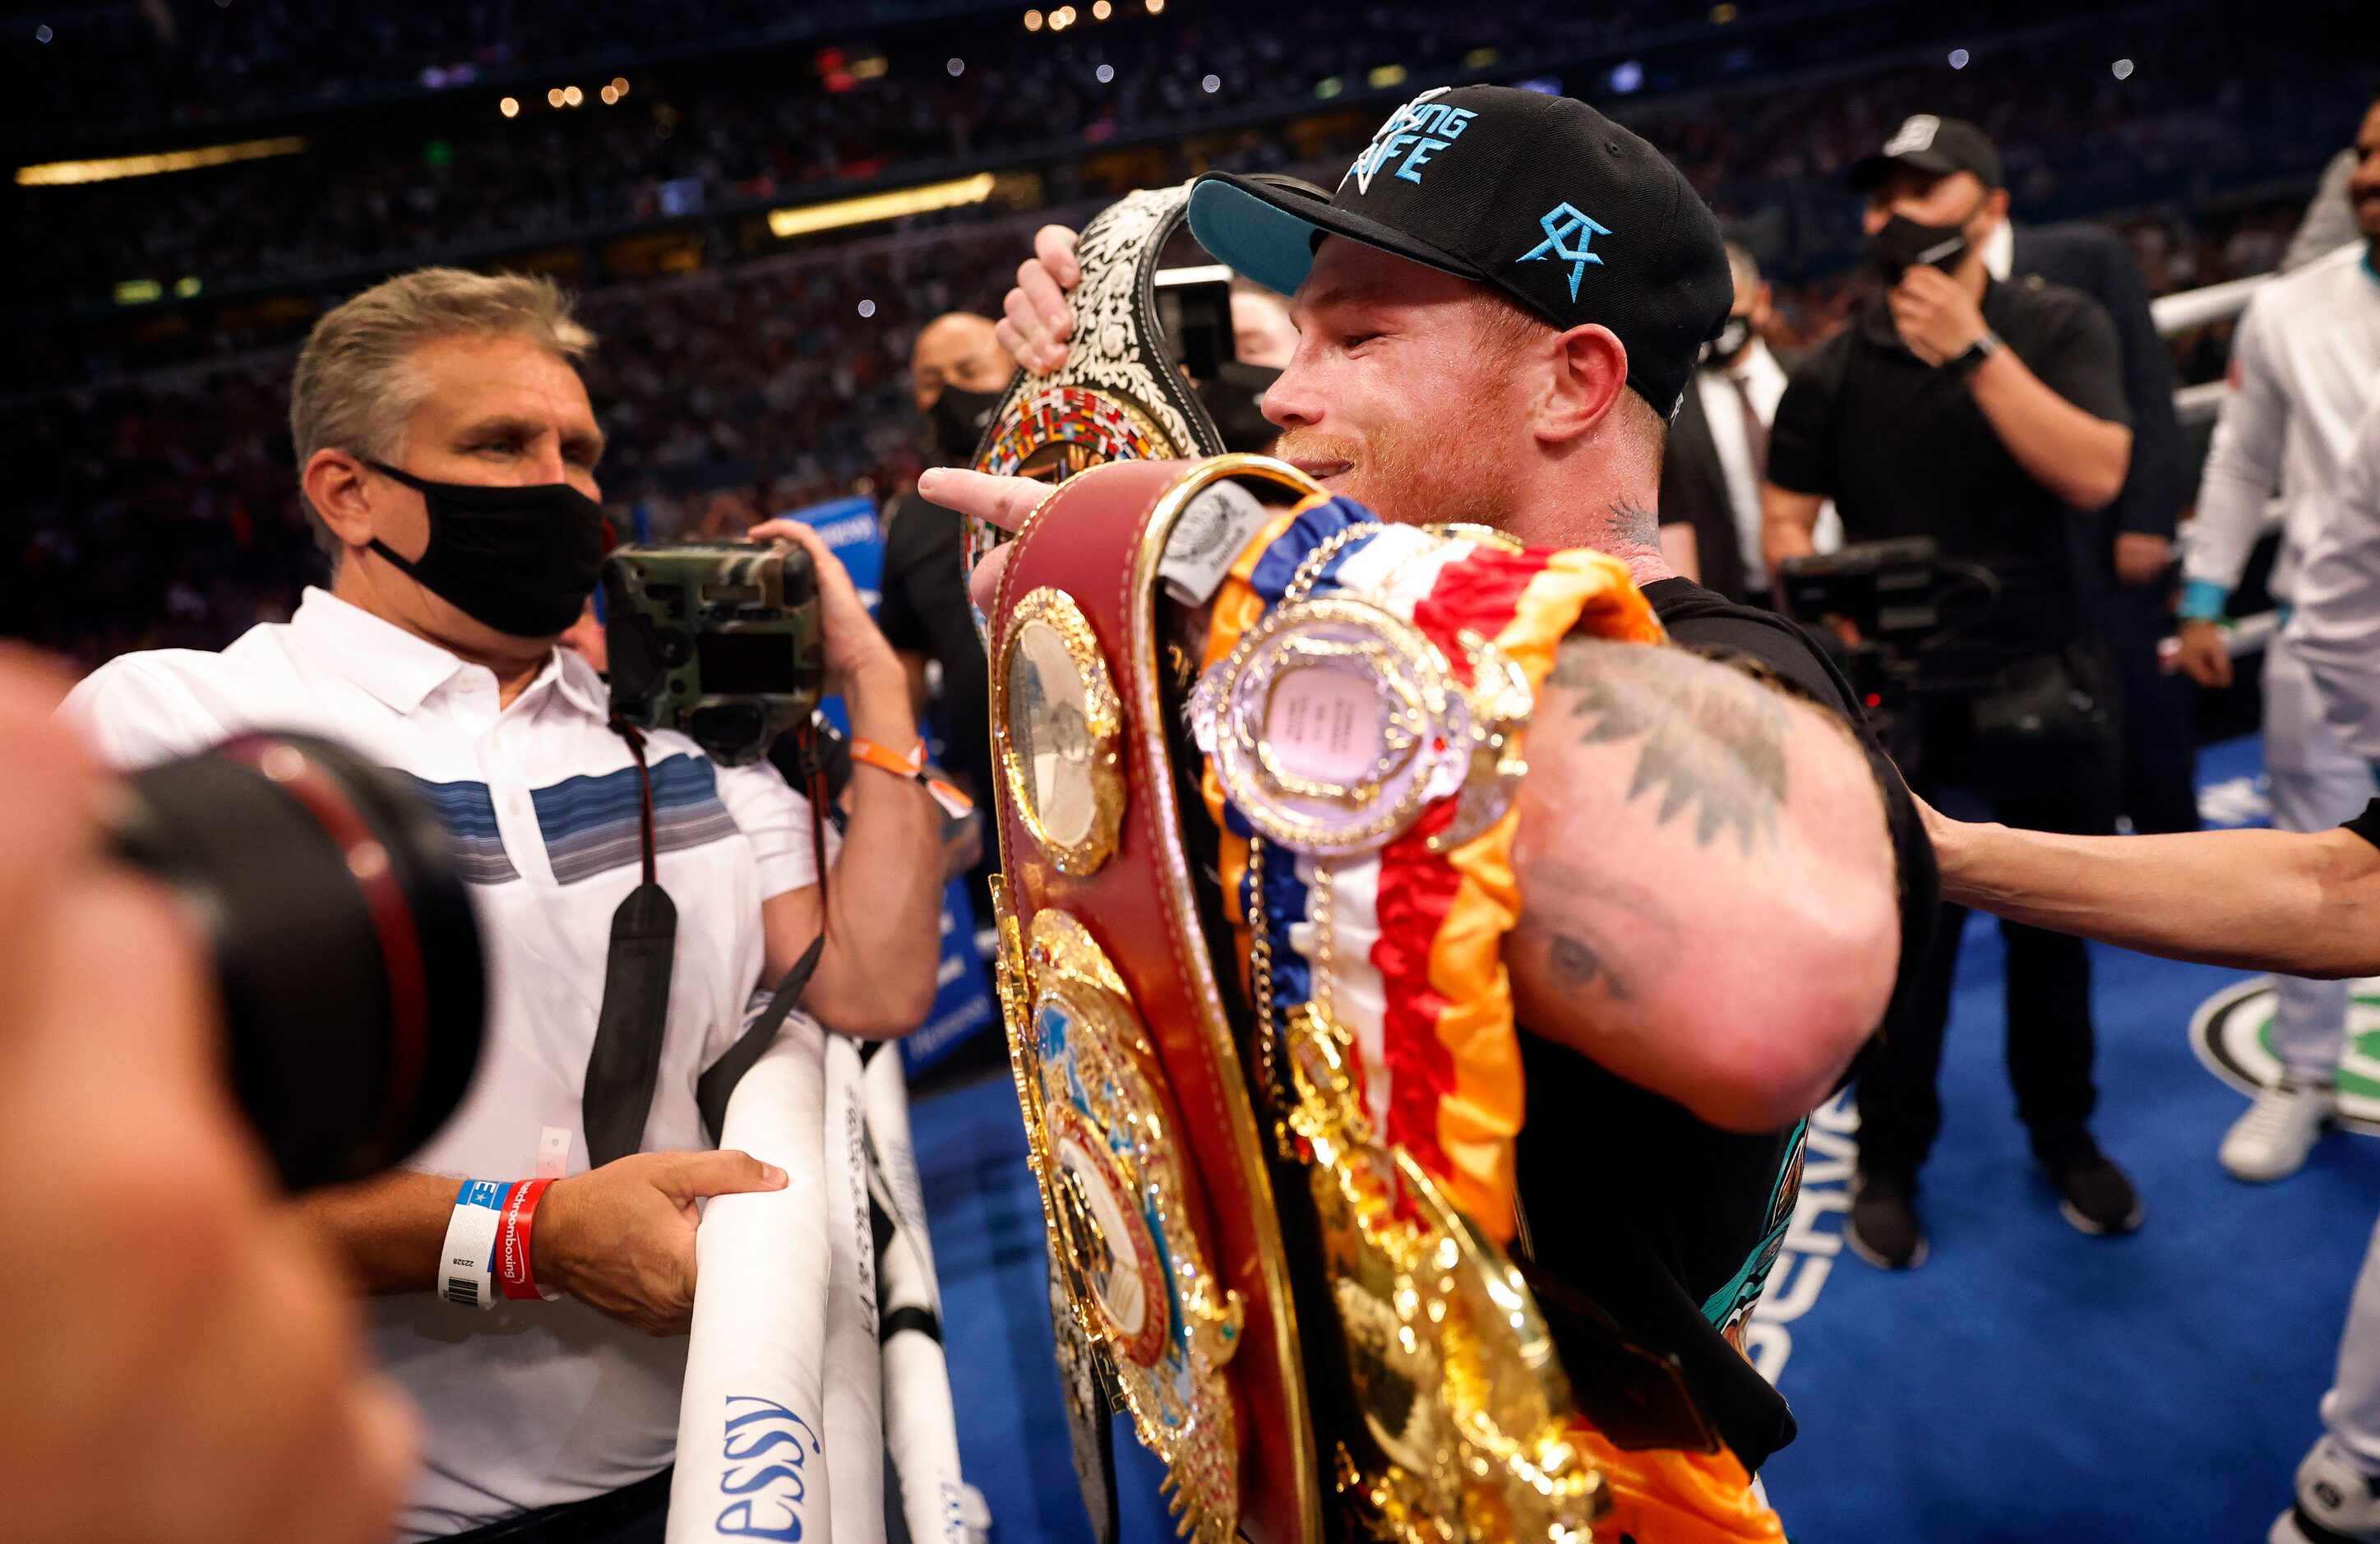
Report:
1185,85,1731,418
1846,114,2004,193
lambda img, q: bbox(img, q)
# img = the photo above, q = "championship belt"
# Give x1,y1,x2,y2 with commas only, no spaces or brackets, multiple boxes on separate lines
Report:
965,183,1227,594
964,181,1229,1542
987,455,1788,1543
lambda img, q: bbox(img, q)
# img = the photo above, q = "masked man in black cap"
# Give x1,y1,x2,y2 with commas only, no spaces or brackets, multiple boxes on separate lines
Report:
933,86,1936,1489
1759,113,2138,1271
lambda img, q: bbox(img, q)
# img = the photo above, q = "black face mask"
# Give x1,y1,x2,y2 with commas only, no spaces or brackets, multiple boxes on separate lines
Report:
1196,359,1284,453
927,385,1002,465
1698,313,1754,369
1865,211,1976,284
364,460,608,638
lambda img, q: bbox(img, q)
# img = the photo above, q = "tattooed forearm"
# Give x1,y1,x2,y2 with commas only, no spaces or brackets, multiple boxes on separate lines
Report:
1548,637,1789,853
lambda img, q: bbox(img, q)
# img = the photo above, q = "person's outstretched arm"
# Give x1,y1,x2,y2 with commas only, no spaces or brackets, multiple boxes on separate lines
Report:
1925,801,2380,979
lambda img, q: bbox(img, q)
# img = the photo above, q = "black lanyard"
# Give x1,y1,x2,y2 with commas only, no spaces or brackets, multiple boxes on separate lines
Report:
581,716,831,1165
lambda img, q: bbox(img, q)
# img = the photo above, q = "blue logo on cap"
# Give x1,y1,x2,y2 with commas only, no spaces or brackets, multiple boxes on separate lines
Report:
1518,203,1611,302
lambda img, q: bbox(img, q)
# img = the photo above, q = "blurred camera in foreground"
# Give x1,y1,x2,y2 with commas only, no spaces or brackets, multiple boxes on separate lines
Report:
108,732,486,1191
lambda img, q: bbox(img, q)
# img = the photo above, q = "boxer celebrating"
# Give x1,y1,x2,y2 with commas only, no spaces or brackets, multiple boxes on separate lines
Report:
934,85,1933,1495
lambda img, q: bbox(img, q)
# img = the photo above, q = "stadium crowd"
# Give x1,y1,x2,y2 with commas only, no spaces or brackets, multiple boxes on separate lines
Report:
0,0,2360,668
5,0,2347,323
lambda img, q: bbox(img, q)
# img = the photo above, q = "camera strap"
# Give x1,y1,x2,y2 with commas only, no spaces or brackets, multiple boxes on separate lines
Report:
584,715,841,1159
697,726,834,1144
582,716,681,1167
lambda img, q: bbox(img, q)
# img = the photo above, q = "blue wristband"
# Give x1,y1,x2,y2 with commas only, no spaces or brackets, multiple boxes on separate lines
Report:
2178,580,2229,623
438,1178,515,1309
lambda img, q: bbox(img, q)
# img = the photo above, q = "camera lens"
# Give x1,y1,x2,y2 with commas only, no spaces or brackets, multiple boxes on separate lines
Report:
109,733,486,1192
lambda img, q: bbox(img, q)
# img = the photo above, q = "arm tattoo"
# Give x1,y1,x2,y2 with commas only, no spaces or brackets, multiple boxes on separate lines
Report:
1550,638,1789,853
1548,934,1632,1001
1516,858,1676,1004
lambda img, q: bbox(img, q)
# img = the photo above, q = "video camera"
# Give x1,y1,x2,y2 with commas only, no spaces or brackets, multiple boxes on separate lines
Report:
109,734,488,1193
601,542,825,766
1774,536,2002,765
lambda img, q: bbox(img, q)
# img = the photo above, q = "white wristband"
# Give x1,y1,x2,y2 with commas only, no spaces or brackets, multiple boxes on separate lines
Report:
438,1179,514,1310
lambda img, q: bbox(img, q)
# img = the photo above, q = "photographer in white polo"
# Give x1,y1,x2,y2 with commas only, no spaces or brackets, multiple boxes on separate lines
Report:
62,267,946,1542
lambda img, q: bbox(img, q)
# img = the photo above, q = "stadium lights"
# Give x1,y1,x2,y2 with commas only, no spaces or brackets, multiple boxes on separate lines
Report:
17,134,307,187
1315,76,1343,98
766,171,999,240
1092,0,1111,17
548,87,565,107
1367,63,1407,88
1948,47,1971,68
500,95,520,117
1464,47,1499,68
2112,58,2136,79
1146,0,1163,12
562,84,585,106
612,76,630,97
1024,8,1042,30
113,280,162,305
1710,2,1739,21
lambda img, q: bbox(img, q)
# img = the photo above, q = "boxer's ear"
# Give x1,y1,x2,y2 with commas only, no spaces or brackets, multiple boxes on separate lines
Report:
1534,323,1630,447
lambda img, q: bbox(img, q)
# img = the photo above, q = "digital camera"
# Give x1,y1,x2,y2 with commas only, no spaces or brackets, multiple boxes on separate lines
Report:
602,542,825,766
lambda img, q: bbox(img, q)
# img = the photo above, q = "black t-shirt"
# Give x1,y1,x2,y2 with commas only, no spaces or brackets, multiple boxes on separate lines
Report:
1767,278,2130,659
1513,576,1937,1472
876,488,993,811
2346,800,2380,850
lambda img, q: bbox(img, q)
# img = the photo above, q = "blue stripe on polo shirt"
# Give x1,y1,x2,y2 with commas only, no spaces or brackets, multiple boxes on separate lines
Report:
533,752,742,886
400,774,520,886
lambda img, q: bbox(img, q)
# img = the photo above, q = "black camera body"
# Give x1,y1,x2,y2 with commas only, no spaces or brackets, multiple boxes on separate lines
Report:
1777,537,1951,767
602,542,826,766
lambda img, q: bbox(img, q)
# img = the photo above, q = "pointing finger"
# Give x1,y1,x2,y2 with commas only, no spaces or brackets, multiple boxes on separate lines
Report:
917,468,1050,534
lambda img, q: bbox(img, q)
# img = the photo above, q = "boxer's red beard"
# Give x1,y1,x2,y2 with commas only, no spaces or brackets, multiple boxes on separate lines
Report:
1273,420,1521,533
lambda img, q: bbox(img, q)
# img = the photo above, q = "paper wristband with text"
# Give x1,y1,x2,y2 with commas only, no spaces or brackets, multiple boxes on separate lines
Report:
439,1178,515,1310
849,736,975,820
497,1176,561,1301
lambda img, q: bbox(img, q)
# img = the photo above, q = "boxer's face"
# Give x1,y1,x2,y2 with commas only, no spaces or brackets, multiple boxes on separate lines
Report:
1267,238,1540,530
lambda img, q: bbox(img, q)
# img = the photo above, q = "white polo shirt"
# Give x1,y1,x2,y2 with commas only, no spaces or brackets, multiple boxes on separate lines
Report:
63,587,824,1539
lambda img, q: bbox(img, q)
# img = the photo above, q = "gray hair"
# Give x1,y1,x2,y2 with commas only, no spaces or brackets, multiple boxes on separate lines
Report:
289,267,596,553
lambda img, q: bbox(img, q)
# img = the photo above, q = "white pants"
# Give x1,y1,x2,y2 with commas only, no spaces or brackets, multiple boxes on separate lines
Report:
2326,1208,2380,1473
2262,631,2375,1079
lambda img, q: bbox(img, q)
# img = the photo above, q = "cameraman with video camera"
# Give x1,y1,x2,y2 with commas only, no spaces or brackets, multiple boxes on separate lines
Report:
62,267,946,1542
1761,117,2136,1271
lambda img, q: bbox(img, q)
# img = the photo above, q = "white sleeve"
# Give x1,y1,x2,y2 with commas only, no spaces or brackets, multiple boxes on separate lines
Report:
58,655,235,770
2293,399,2380,760
714,757,840,899
2184,297,2291,594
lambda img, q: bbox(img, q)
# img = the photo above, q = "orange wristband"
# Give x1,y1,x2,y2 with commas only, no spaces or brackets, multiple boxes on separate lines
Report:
849,737,974,818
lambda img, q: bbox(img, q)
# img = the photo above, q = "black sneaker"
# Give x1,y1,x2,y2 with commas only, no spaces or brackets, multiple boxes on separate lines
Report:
2036,1130,2144,1236
1846,1167,1928,1270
